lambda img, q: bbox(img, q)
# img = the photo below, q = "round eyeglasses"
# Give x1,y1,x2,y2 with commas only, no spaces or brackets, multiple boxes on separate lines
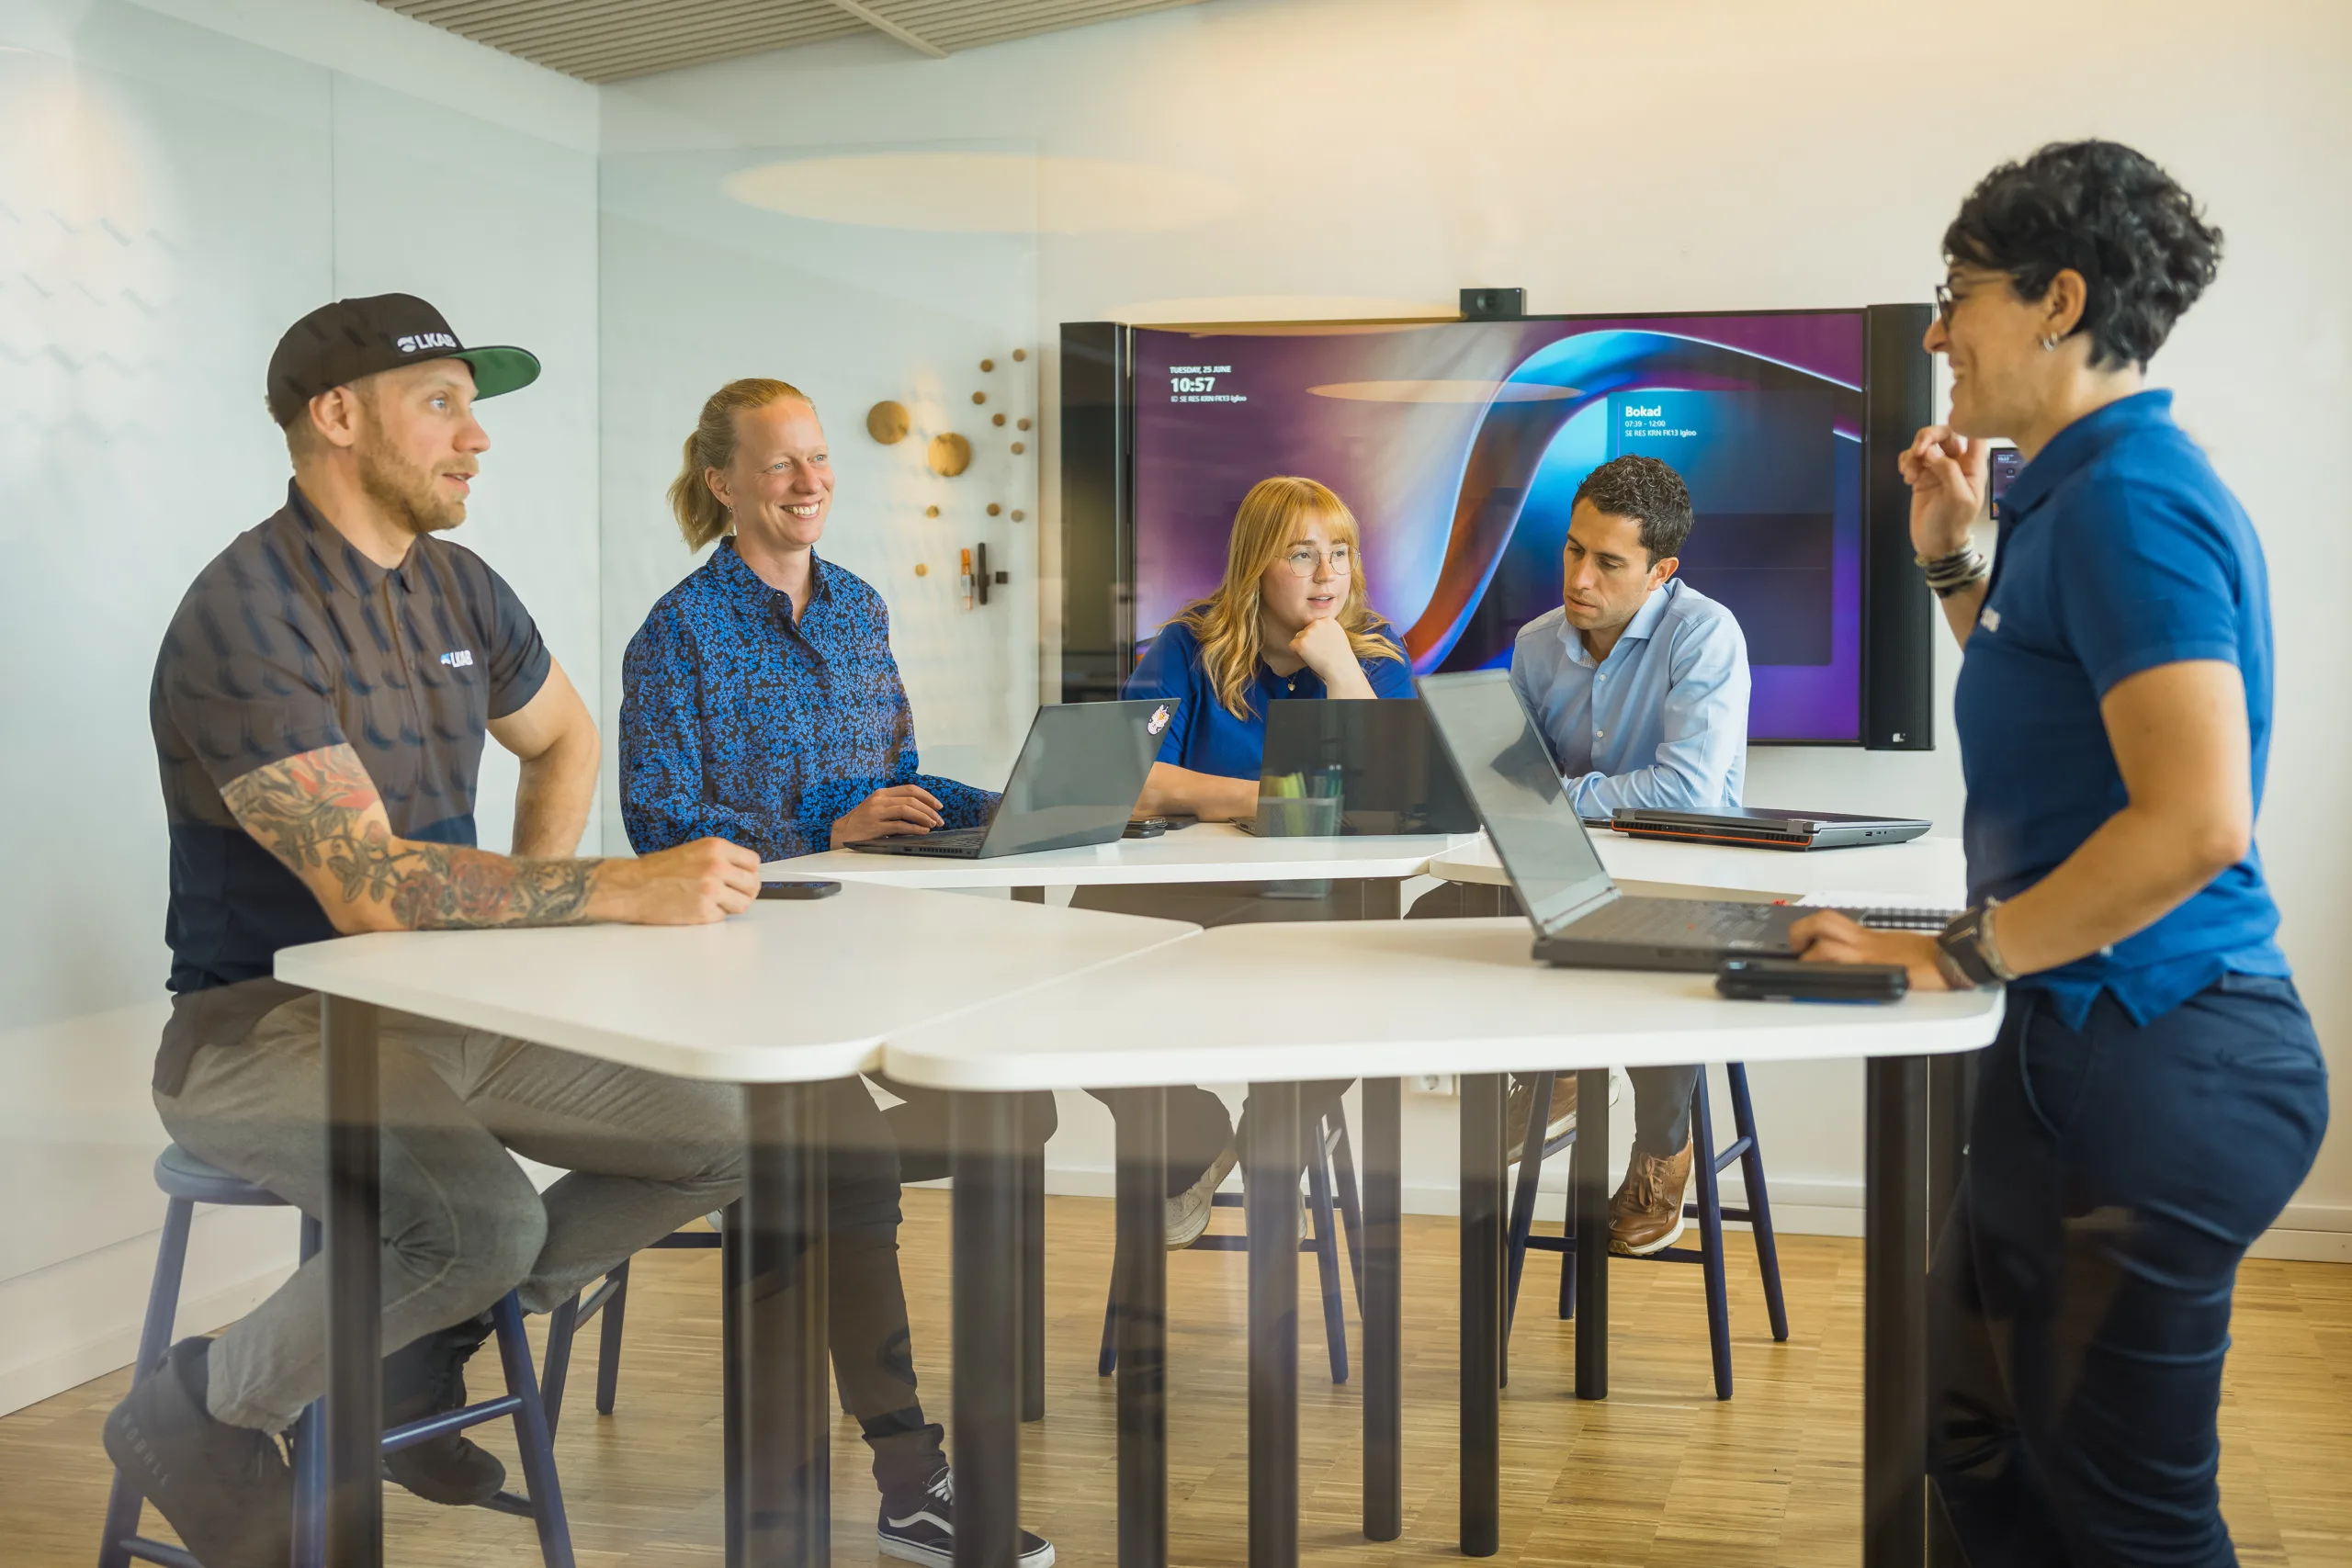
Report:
1281,546,1351,578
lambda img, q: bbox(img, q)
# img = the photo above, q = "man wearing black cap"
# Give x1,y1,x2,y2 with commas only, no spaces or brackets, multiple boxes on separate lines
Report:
103,295,763,1568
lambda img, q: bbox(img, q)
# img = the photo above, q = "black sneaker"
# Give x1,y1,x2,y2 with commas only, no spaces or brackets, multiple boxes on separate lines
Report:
877,1466,1055,1568
381,1313,506,1506
101,1337,295,1568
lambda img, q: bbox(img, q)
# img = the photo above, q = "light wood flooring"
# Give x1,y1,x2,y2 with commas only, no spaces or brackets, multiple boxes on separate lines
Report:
6,1190,2350,1565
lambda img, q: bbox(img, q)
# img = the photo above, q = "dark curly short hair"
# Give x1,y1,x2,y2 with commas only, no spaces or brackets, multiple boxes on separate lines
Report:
1572,455,1693,561
1944,140,2222,370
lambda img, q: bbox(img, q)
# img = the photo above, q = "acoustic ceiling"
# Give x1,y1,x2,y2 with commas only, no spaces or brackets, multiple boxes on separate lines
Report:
373,0,1211,83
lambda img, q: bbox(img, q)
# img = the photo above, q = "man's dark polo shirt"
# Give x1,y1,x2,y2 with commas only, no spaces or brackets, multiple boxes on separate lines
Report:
149,481,549,1082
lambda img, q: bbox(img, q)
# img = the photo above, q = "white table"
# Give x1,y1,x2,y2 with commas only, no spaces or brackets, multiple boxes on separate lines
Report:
883,919,2003,1566
771,821,1474,911
271,882,1200,1568
1428,828,1970,906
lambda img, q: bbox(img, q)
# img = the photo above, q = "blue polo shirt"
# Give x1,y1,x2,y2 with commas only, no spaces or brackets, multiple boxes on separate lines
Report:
1124,615,1416,777
1954,390,2288,1027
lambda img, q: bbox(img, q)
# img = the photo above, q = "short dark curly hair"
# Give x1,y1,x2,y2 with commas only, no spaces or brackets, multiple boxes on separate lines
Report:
1943,140,2222,370
1572,455,1693,561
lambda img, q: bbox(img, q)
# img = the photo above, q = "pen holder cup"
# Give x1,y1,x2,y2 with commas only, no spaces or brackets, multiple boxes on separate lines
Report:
1252,795,1343,839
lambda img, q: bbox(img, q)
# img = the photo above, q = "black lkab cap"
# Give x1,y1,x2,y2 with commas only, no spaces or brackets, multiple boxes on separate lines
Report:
266,293,540,426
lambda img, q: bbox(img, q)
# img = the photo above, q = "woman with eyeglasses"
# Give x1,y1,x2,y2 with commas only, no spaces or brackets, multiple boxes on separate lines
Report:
1125,473,1413,821
1088,474,1412,1247
1791,141,2324,1564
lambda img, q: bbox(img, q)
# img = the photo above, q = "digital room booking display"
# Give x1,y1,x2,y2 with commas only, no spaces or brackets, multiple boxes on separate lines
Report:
1131,313,1868,742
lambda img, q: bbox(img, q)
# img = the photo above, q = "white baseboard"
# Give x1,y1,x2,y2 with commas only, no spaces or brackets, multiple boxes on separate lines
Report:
0,1206,300,1417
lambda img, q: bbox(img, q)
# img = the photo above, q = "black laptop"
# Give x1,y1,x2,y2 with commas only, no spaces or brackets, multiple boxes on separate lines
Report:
1231,698,1482,837
844,699,1173,860
1610,806,1930,851
1419,671,1942,970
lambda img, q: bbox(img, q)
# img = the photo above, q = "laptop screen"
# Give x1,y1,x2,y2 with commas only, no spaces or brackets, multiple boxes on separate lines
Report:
1258,699,1481,835
1415,671,1616,931
986,699,1173,855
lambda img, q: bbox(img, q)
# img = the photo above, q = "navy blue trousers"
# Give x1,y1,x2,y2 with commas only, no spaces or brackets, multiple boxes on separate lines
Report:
1931,975,2326,1567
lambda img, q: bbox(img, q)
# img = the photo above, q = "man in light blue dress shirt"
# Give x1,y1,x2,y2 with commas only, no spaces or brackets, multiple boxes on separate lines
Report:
1514,456,1750,1255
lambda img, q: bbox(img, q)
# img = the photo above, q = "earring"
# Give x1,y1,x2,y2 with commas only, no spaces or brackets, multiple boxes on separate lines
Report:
2040,334,2061,352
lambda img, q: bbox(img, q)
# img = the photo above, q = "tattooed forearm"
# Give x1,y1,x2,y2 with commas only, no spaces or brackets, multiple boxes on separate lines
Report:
223,744,603,931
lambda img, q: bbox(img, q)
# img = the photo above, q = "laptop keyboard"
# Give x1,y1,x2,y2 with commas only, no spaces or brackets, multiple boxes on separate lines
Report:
854,826,987,857
1572,897,1792,948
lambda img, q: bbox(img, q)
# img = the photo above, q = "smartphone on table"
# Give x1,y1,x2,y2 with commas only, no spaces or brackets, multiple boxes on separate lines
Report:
758,880,842,900
1715,957,1907,1003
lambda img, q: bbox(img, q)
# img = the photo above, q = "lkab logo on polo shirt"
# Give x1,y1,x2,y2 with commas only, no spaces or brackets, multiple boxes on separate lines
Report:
397,332,459,355
1979,607,2002,634
439,649,475,669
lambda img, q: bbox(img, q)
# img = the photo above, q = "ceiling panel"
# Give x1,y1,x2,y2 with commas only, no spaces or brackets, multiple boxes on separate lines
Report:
374,0,1211,83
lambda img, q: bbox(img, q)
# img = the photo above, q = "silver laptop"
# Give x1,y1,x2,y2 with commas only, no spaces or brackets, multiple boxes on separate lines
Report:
844,699,1174,859
1610,805,1930,851
1418,671,1841,971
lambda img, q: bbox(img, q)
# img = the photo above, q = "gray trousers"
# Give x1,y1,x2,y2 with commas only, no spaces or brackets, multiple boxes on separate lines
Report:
155,994,743,1433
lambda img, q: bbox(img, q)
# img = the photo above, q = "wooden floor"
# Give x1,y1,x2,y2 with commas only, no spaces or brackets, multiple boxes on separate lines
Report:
8,1190,2351,1565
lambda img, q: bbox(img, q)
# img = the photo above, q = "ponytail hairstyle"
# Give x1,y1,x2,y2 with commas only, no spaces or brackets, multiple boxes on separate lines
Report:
1173,475,1403,719
667,378,814,550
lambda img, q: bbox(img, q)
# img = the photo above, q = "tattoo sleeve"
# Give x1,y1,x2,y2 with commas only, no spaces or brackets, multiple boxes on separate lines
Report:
223,744,601,930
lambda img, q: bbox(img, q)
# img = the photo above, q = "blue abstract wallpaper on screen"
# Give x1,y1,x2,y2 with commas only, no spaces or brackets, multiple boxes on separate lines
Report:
1133,313,1867,741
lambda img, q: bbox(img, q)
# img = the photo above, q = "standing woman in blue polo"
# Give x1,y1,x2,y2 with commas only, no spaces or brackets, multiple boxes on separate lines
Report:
1793,141,2324,1566
1125,473,1416,820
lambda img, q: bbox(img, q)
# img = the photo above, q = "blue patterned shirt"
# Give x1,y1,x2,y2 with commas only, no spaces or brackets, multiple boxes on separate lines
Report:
619,540,996,861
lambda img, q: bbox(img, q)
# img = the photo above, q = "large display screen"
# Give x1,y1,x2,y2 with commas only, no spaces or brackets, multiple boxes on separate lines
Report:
1132,312,1868,742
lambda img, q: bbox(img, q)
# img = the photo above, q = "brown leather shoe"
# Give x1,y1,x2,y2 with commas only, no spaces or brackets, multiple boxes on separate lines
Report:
1609,1138,1694,1256
1503,1075,1577,1163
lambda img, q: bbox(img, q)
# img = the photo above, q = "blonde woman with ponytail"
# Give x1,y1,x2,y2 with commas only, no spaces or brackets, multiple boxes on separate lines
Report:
1126,475,1412,821
617,376,1057,1565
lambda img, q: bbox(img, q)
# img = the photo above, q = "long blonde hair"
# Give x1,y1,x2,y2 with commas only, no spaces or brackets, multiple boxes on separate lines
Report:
1173,476,1404,719
667,378,813,550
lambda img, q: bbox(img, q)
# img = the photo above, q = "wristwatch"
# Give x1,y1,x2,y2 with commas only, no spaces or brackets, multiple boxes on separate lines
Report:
1936,900,2016,989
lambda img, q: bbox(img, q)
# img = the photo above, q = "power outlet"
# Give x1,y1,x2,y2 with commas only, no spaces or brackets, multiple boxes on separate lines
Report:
1408,1074,1457,1096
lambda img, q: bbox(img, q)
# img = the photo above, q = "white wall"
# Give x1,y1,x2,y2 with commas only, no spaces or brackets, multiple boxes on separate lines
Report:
0,0,600,1413
600,0,2352,1253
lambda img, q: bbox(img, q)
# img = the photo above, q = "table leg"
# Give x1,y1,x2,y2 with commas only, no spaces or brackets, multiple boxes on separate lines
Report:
953,1092,1023,1568
1361,1077,1402,1542
1246,1081,1302,1568
1114,1089,1168,1568
322,995,382,1568
1865,1055,1929,1568
738,1084,830,1568
722,1201,745,1567
1021,1146,1046,1424
1573,1066,1610,1400
1458,1073,1504,1557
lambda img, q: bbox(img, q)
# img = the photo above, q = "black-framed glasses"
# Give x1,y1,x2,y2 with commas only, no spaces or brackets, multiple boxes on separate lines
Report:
1934,282,1956,326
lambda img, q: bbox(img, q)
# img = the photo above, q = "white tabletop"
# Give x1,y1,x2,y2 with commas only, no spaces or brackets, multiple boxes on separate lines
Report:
1428,829,1970,905
274,882,1200,1083
881,917,2004,1091
767,822,1476,890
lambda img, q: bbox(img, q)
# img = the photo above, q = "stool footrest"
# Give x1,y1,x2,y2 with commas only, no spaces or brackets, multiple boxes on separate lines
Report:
382,1394,524,1453
1189,1235,1317,1256
481,1490,537,1517
575,1276,623,1325
119,1538,201,1568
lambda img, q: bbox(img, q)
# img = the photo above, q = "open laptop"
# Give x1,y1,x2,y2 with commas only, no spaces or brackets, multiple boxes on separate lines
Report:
1232,698,1482,837
1610,806,1931,851
845,698,1174,860
1419,670,1847,971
